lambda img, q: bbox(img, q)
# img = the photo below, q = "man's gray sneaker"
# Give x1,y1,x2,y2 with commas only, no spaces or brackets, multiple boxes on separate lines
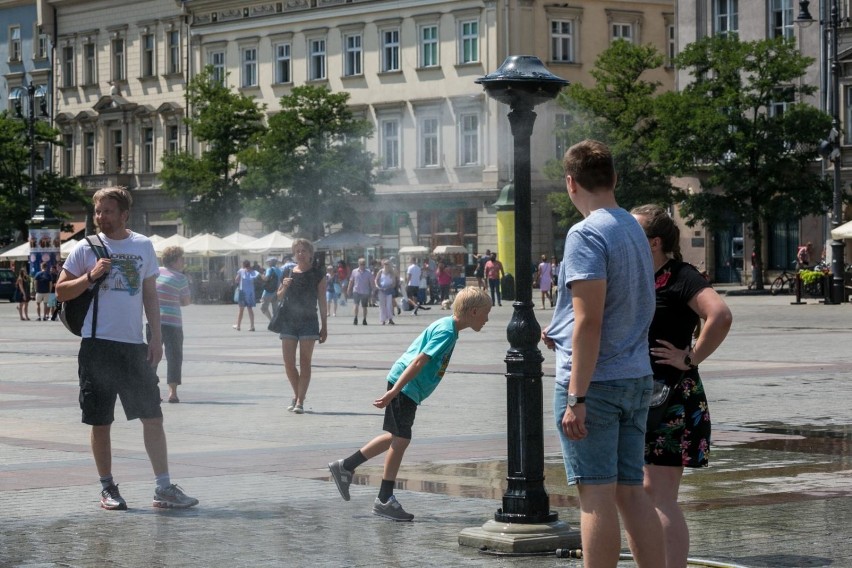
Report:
153,484,199,509
372,495,414,521
100,484,127,510
328,459,352,501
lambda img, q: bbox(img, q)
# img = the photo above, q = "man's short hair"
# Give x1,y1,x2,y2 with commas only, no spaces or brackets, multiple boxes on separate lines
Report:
562,139,615,193
93,187,133,212
452,286,492,317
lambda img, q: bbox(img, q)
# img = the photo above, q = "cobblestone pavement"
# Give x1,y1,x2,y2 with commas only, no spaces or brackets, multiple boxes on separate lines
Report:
1,291,851,567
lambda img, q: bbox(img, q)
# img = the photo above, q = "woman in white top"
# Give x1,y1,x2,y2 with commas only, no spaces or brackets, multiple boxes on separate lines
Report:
375,260,398,325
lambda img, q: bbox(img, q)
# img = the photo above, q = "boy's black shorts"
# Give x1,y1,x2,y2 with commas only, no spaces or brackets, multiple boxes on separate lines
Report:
382,382,417,439
78,338,163,426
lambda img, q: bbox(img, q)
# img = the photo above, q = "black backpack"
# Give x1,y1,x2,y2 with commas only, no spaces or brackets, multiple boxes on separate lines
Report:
59,235,109,337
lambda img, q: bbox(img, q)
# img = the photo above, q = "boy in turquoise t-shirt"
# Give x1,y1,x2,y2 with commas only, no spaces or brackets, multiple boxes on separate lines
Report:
328,286,492,521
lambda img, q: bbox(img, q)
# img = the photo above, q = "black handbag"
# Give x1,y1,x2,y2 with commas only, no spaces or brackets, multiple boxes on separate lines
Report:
267,296,289,333
60,235,109,337
646,372,685,433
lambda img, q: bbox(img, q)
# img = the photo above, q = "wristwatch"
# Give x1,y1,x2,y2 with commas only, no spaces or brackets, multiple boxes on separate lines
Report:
567,393,586,407
683,348,698,369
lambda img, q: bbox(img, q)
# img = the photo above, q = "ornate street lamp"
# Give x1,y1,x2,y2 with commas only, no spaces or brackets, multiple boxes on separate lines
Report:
459,56,579,553
8,81,48,218
797,0,847,304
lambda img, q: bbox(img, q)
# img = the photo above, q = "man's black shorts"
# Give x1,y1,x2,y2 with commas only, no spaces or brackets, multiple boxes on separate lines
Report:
382,382,417,439
78,338,162,425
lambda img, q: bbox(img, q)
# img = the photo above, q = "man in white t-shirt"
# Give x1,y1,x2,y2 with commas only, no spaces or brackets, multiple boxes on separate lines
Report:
57,187,198,512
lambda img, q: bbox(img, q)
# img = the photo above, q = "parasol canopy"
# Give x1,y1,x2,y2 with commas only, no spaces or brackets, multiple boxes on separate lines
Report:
830,220,852,240
433,245,468,255
398,245,430,255
245,231,295,254
153,233,190,254
224,231,258,247
314,230,382,250
182,233,241,257
0,242,29,261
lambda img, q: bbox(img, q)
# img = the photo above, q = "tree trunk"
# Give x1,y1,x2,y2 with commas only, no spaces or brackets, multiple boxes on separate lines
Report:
751,217,764,290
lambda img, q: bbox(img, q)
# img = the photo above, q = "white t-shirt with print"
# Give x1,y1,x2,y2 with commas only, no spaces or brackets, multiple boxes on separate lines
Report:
63,231,158,344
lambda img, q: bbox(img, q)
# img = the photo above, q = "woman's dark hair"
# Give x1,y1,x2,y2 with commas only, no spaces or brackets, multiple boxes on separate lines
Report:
631,204,682,262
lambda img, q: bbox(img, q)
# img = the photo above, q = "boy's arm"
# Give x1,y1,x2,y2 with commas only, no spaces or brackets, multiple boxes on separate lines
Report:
562,279,605,441
374,352,431,408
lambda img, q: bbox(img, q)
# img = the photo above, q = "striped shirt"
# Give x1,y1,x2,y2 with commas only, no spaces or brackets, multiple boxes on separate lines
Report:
156,267,190,327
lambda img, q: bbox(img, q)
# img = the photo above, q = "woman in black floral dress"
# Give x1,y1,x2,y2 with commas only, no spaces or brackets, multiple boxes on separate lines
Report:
632,204,732,568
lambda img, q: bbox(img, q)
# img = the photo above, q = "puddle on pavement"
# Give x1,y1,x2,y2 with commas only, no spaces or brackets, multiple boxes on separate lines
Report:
322,423,852,512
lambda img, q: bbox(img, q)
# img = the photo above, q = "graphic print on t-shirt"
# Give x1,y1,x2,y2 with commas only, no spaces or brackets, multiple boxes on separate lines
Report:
109,253,144,296
436,346,455,380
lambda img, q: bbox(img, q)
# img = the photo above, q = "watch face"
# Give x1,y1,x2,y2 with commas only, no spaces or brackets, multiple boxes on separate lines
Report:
567,394,577,406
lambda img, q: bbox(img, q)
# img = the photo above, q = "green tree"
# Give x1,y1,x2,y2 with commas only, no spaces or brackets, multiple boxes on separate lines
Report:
160,67,266,234
240,85,379,240
546,40,677,228
0,112,87,239
658,35,833,287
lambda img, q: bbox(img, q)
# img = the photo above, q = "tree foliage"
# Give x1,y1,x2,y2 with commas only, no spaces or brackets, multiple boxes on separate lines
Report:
0,111,87,240
658,35,833,284
240,85,380,240
160,67,266,234
546,40,677,228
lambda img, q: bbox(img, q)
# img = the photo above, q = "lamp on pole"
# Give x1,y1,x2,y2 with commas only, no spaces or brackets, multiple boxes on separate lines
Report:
460,56,579,553
797,0,847,304
8,80,48,218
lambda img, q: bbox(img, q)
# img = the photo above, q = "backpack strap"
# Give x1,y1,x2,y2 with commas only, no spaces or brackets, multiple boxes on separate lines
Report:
83,234,109,339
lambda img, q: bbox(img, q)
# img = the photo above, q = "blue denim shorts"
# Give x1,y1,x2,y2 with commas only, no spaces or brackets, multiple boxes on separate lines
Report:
554,376,653,486
279,313,320,341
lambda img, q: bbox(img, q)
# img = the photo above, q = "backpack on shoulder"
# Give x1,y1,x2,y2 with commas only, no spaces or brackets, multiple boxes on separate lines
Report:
60,235,109,337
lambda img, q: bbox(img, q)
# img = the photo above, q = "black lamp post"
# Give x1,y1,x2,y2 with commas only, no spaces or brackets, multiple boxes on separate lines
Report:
475,56,568,524
8,81,47,218
797,0,846,304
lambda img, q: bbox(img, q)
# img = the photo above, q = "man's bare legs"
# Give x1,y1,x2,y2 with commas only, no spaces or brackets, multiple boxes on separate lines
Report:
576,483,665,568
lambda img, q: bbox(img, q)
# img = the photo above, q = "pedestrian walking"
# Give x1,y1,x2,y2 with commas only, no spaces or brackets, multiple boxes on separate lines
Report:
277,238,327,414
233,260,259,331
146,245,192,404
347,258,373,325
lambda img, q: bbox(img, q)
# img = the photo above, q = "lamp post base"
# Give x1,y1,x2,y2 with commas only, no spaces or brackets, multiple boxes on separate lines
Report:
459,519,581,554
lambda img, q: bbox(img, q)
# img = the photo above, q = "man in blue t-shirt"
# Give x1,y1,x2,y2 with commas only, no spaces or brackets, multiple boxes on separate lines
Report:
33,262,53,321
259,257,283,321
327,286,491,521
542,140,664,568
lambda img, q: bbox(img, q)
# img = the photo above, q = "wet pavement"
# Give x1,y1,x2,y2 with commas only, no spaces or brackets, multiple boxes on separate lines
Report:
2,291,852,567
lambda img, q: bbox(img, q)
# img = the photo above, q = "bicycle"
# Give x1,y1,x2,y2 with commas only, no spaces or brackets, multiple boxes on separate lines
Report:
769,268,796,295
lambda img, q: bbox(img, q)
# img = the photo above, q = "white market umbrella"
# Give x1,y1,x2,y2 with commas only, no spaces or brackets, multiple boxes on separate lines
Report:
0,242,30,261
148,234,165,245
153,233,190,254
182,233,240,257
245,231,295,254
314,230,382,250
830,219,852,240
433,245,468,255
224,231,258,248
398,245,430,255
60,239,79,257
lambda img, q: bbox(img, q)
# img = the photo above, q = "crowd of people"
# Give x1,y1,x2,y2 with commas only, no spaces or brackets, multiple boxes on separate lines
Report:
45,139,733,565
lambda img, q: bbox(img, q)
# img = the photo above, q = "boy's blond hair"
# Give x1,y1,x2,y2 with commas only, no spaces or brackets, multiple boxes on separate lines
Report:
452,286,492,317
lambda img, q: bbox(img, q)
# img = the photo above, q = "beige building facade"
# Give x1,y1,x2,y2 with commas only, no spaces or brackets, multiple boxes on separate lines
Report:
675,0,846,283
40,0,675,273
